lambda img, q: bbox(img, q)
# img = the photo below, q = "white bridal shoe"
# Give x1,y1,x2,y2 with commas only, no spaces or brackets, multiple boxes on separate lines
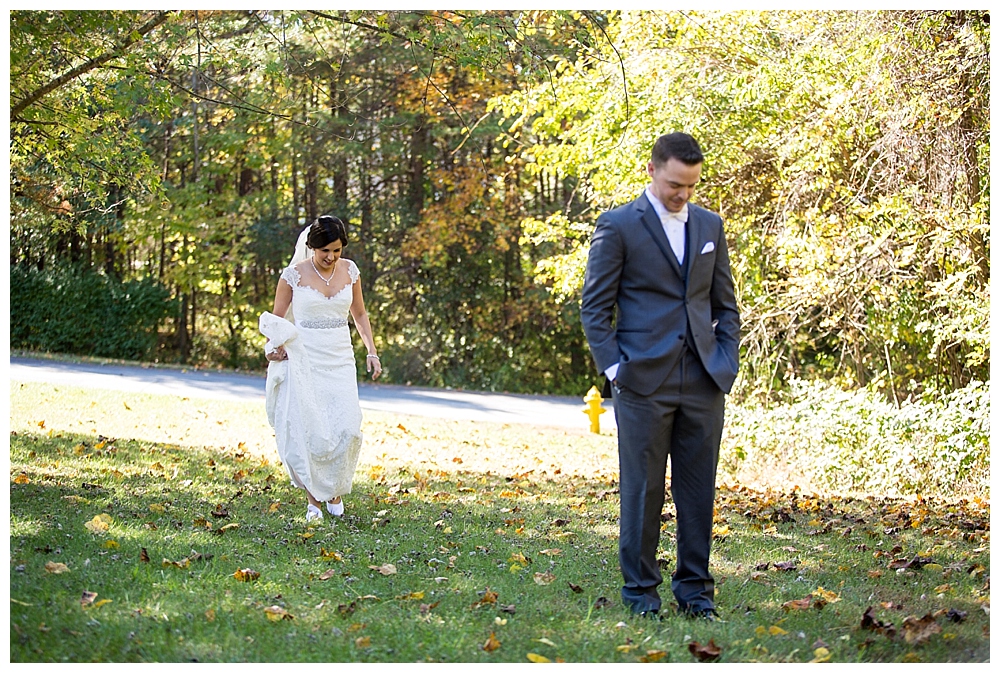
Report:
306,504,323,522
326,500,344,517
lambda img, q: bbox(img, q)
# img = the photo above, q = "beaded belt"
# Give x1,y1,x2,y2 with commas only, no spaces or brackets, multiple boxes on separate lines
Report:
299,317,348,329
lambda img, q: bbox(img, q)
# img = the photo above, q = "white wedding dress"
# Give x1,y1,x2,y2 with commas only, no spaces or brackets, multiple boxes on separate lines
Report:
259,260,363,502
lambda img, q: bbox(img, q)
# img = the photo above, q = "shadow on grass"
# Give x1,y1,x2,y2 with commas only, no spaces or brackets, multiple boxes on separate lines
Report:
9,429,991,663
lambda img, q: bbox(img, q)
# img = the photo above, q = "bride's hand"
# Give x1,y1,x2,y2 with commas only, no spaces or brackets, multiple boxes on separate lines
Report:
266,346,288,362
366,354,382,380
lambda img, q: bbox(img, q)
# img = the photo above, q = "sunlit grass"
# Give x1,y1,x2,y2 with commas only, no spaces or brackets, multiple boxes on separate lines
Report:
9,381,990,662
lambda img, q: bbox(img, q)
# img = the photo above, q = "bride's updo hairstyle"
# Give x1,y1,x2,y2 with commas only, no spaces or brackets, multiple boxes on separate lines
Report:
306,215,349,249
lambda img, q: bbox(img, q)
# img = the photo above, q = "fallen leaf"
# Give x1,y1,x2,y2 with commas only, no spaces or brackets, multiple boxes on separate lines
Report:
149,504,166,514
92,599,112,609
210,505,229,518
104,540,119,549
773,560,797,572
84,513,112,534
81,591,98,607
234,568,260,582
768,625,789,636
44,561,70,574
264,605,294,621
338,602,357,615
812,587,841,603
539,549,562,556
568,582,584,594
162,557,190,569
782,597,814,611
318,569,338,581
526,653,551,663
499,604,516,614
861,606,897,638
320,548,344,561
533,571,556,585
509,552,531,565
369,563,397,575
642,650,668,662
140,548,150,563
810,647,832,663
212,522,240,536
593,596,613,609
419,601,440,615
472,588,499,609
205,609,216,622
688,639,722,662
355,636,372,648
396,591,425,600
536,637,557,647
268,502,281,513
483,632,501,652
14,473,30,484
901,613,941,645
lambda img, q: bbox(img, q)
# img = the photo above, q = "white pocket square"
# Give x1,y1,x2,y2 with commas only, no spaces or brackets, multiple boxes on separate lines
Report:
700,241,715,254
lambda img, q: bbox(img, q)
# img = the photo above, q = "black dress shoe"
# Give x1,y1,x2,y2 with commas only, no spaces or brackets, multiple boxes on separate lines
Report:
687,607,720,622
638,609,662,620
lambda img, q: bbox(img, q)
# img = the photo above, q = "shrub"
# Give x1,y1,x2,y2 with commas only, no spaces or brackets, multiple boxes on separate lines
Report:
10,264,173,361
721,378,990,500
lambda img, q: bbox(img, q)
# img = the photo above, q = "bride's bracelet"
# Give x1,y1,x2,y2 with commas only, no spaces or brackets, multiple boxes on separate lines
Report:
367,354,379,360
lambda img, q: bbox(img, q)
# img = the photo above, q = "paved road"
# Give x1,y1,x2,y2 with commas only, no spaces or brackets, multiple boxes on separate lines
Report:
9,357,616,431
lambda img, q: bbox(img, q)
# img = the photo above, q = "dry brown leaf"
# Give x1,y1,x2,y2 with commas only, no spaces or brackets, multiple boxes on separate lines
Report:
369,563,397,575
14,473,30,484
533,571,556,585
355,636,372,648
483,632,501,652
139,548,150,563
472,588,499,609
44,561,70,574
688,639,722,662
901,613,941,645
318,568,338,581
205,609,216,622
233,568,260,582
80,591,98,607
568,582,584,594
539,548,562,556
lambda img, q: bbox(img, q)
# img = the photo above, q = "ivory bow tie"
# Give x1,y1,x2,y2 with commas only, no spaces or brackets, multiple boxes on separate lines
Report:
662,204,688,224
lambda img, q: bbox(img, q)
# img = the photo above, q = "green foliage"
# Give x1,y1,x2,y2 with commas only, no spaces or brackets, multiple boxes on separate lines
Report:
10,264,173,360
722,379,990,499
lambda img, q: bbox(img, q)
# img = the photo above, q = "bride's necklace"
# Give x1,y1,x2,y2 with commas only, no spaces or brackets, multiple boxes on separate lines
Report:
309,257,335,286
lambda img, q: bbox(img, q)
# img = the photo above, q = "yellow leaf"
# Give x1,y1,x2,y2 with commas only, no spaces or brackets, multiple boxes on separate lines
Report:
268,502,281,513
509,552,530,565
264,605,293,621
812,587,841,603
92,599,112,609
509,564,523,573
442,526,453,534
755,626,767,637
526,653,551,663
355,636,372,648
616,644,636,652
149,504,165,514
809,647,832,663
233,568,260,582
84,514,112,534
74,443,87,455
104,540,120,549
641,650,667,662
320,548,343,561
933,584,952,594
95,441,107,450
536,637,557,647
768,625,788,636
539,549,562,556
13,473,30,484
205,609,216,622
396,591,425,600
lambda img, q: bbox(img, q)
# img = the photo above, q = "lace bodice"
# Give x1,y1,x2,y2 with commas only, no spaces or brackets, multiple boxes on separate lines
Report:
281,260,359,329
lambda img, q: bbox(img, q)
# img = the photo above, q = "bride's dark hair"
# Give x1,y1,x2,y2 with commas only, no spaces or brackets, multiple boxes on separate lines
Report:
306,215,348,249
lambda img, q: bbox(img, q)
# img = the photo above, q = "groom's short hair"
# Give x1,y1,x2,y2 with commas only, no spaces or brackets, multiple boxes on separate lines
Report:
651,133,703,167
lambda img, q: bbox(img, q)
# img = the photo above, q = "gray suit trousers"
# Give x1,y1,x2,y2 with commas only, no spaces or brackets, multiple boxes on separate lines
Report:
612,346,724,614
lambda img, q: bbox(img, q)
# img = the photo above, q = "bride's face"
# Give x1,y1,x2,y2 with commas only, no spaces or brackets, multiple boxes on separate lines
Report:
312,240,344,270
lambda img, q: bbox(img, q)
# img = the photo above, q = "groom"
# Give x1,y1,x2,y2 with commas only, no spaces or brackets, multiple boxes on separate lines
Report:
581,132,740,620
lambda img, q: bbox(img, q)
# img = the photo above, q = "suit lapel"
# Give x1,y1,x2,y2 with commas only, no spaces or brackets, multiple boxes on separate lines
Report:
637,196,683,281
684,208,707,289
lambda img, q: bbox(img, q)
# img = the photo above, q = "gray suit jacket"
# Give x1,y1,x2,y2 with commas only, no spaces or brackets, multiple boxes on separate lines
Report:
581,193,740,396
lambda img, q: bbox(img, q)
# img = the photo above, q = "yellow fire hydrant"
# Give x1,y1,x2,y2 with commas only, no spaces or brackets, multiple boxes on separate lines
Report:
583,385,606,434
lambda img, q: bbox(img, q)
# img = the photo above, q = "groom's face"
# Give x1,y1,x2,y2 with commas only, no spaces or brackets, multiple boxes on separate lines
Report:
648,158,702,213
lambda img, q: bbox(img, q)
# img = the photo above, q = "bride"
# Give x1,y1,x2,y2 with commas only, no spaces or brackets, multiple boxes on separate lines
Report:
259,215,382,523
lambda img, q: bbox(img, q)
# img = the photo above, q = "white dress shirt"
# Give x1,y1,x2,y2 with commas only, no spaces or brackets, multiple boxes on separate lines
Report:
604,188,689,383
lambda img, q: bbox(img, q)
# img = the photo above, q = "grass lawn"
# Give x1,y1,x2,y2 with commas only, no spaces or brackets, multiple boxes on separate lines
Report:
8,381,990,662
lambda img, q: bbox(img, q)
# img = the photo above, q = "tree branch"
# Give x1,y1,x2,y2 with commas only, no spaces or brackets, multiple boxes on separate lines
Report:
11,11,172,121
